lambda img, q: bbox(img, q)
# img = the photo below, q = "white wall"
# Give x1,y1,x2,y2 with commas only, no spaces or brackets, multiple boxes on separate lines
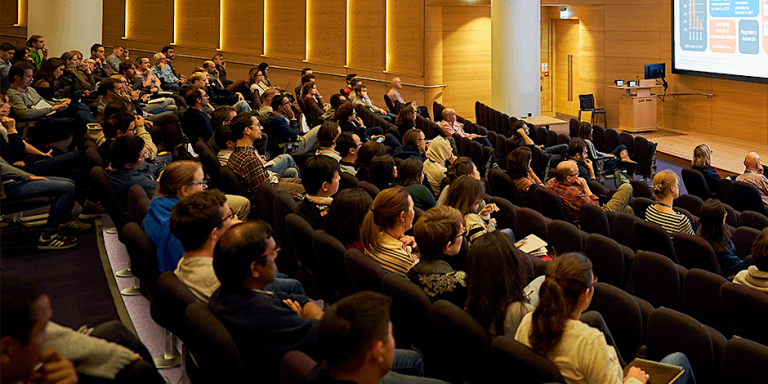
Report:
27,0,103,58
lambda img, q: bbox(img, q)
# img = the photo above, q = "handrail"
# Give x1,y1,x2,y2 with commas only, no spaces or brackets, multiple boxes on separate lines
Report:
126,48,446,90
666,92,714,98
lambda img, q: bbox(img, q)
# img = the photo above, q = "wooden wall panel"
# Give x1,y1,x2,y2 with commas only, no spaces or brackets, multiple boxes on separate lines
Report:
102,0,125,39
127,0,172,44
0,0,23,37
221,0,263,55
307,0,345,65
348,0,385,71
265,0,305,60
175,0,219,49
424,5,443,108
387,0,424,76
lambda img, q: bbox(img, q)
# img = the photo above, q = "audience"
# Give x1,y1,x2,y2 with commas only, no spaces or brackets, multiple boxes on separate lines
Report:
302,82,326,111
735,152,768,208
264,93,320,156
316,121,342,161
106,134,162,206
352,84,396,123
567,138,597,182
444,175,504,245
106,45,126,72
506,147,543,205
439,108,492,148
691,143,721,194
26,34,47,70
151,52,183,92
393,128,426,162
734,228,768,293
396,157,436,211
60,50,95,93
31,58,68,100
515,253,694,384
298,155,341,230
546,160,633,221
435,156,480,206
336,131,362,175
512,120,568,163
325,188,373,251
0,42,14,76
578,122,635,179
423,136,454,195
407,206,467,305
335,102,384,144
367,154,398,191
361,186,417,277
646,169,694,238
160,46,188,84
698,199,742,276
355,141,387,183
322,93,347,122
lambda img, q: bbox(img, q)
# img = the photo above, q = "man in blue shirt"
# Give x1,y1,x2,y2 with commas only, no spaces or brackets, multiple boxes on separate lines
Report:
151,52,183,92
106,134,162,207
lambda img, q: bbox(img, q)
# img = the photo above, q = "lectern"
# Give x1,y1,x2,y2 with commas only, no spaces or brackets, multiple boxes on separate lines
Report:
610,80,664,133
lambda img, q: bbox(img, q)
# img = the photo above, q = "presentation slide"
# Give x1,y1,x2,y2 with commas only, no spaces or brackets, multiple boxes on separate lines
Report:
673,0,768,82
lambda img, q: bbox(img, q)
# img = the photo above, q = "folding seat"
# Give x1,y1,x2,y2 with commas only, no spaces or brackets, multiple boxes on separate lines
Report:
311,230,354,299
514,207,550,242
738,210,768,230
633,220,678,263
681,169,711,200
126,184,149,225
630,179,653,199
546,130,558,148
219,166,247,197
568,117,580,138
548,220,585,255
720,337,768,384
273,192,299,279
733,181,768,216
338,172,360,192
631,251,687,309
673,233,723,276
286,214,337,303
357,181,380,199
343,248,384,293
618,132,634,158
431,300,495,383
91,166,127,235
716,178,735,207
585,233,632,289
557,133,570,145
535,127,548,146
535,187,570,222
733,226,761,259
632,136,657,181
604,128,618,153
580,203,611,237
487,196,517,234
680,269,731,338
592,124,605,152
490,336,565,384
278,351,317,384
676,193,704,217
612,212,640,251
156,272,204,380
632,197,655,219
195,141,223,191
253,182,277,225
720,282,768,346
588,282,646,361
674,206,699,232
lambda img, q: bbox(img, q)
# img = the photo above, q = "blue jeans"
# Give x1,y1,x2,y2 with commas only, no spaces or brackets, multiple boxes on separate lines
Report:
603,144,637,175
265,273,305,295
661,352,695,384
3,176,75,234
382,350,449,383
499,228,515,242
266,154,301,178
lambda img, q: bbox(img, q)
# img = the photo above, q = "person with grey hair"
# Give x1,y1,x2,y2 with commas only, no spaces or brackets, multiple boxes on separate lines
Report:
151,52,182,92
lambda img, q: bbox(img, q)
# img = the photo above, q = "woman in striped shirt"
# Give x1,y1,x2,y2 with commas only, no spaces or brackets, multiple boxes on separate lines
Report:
361,186,418,277
645,169,694,238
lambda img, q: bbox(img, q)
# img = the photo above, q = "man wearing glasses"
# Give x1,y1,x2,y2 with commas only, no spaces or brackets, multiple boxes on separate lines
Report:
545,160,633,221
264,94,320,156
151,52,183,92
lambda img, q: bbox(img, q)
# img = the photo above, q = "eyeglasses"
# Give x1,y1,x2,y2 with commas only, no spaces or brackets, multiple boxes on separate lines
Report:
589,275,598,289
222,210,235,221
570,173,579,177
190,180,208,187
258,246,281,258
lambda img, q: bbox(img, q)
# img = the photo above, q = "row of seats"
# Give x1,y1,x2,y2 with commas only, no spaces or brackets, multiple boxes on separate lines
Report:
683,168,768,217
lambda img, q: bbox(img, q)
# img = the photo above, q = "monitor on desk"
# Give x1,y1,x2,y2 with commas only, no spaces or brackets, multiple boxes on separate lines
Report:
645,63,666,79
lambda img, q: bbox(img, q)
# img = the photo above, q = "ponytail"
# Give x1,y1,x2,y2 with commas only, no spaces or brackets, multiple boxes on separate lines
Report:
360,187,410,253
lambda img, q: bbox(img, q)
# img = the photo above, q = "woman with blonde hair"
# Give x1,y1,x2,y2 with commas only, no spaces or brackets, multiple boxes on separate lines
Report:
361,186,418,277
691,143,721,193
645,169,693,238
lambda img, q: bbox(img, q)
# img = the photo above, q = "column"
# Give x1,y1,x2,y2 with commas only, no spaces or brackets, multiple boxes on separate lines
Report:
491,0,540,118
27,0,103,59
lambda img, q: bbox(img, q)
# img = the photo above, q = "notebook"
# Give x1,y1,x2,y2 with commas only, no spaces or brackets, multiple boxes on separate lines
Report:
623,358,684,384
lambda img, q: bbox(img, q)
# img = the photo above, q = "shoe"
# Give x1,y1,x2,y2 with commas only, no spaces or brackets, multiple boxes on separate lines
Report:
59,219,93,232
176,146,199,162
78,200,106,219
615,170,631,185
38,233,78,250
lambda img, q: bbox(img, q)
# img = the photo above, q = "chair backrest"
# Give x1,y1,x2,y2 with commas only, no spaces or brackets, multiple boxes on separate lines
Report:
720,336,768,384
734,226,761,259
338,172,360,191
286,214,338,303
431,300,495,383
585,234,627,289
545,130,558,148
632,197,655,220
646,307,722,384
591,125,605,152
633,136,657,179
604,128,618,153
219,166,247,197
184,302,256,384
630,180,652,199
673,233,724,276
277,351,317,384
716,178,735,207
85,146,105,168
273,191,299,277
612,212,639,250
720,282,768,346
515,207,549,242
535,127,548,146
253,182,278,225
580,203,610,237
121,222,160,298
156,271,199,340
311,230,354,299
568,117,579,138
677,194,704,218
548,220,584,255
535,187,570,222
529,146,548,182
468,140,485,172
126,184,149,225
488,169,521,206
618,132,634,158
681,168,711,200
343,248,384,293
196,141,223,190
633,220,678,263
631,251,685,309
357,181,380,199
90,166,127,233
587,282,645,363
490,336,565,384
680,269,731,338
578,94,595,110
487,196,517,233
737,210,768,231
733,181,768,215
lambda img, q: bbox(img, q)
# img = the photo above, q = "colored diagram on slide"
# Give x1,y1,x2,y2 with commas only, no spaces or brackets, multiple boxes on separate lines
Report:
679,0,765,54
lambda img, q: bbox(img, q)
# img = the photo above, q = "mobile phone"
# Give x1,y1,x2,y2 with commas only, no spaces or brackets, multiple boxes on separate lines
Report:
376,137,384,143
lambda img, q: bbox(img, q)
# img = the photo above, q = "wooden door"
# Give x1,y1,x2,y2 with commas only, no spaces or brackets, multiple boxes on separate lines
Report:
554,19,580,117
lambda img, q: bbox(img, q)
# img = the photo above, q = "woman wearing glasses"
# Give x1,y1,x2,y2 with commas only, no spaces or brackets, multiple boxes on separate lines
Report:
144,161,250,272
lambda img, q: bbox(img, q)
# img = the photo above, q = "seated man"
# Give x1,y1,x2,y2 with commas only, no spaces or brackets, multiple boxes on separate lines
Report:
257,88,279,121
511,120,568,165
0,42,15,77
567,138,596,182
199,63,251,113
151,52,183,92
735,152,768,208
89,43,112,80
160,46,188,84
352,84,397,123
95,110,157,167
105,45,125,72
217,119,298,180
307,291,446,384
227,113,304,197
343,74,358,97
209,220,323,382
336,132,361,176
207,105,237,154
439,108,492,148
264,93,320,156
387,77,430,119
298,155,340,230
545,161,633,222
182,86,215,142
107,134,162,207
321,93,346,122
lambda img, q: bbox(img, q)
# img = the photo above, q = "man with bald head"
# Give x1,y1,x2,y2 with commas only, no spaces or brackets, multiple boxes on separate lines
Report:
387,77,430,118
736,152,768,208
545,160,633,221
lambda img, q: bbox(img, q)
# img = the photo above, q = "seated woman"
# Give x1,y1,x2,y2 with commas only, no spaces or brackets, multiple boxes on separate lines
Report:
691,143,721,194
315,121,341,161
59,51,95,94
144,161,250,272
396,157,436,211
361,186,418,277
248,67,269,98
354,141,386,183
466,232,532,336
436,156,480,206
393,129,426,162
367,154,397,191
735,228,768,293
31,58,69,101
444,175,505,245
646,169,694,238
577,122,636,177
423,136,454,196
698,199,743,276
325,188,372,251
407,206,467,305
302,82,327,111
394,106,416,139
506,147,542,205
